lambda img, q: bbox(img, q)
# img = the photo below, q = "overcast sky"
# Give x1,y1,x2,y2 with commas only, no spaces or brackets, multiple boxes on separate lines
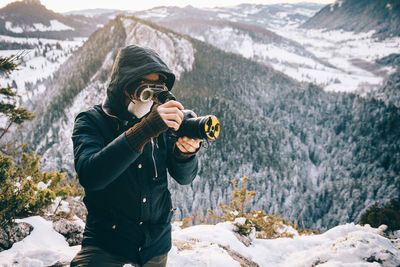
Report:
0,0,334,12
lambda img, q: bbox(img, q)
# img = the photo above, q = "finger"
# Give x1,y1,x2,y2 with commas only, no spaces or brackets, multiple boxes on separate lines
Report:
176,140,192,153
165,121,180,131
158,107,184,121
175,142,186,153
161,113,183,126
161,100,184,110
177,138,198,152
180,137,201,148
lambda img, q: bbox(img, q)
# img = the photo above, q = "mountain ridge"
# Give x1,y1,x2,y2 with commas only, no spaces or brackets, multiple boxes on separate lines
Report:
0,0,108,39
302,0,400,38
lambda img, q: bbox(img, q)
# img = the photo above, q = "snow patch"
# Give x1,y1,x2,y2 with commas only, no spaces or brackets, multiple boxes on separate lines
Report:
51,197,71,214
217,13,231,19
266,27,400,93
137,8,169,19
5,20,74,33
37,181,50,189
0,36,85,103
0,216,80,266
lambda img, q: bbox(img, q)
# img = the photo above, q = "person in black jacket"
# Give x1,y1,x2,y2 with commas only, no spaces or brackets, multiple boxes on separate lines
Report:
70,45,201,267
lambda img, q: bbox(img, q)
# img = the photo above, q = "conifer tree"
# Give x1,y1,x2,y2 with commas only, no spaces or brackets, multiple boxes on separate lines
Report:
0,55,35,155
0,55,82,227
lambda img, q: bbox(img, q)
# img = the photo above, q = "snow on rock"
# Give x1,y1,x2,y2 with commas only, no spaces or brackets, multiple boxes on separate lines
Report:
0,222,33,252
36,180,50,190
0,216,80,266
50,197,71,214
52,219,83,246
173,222,400,266
168,240,241,267
122,18,195,80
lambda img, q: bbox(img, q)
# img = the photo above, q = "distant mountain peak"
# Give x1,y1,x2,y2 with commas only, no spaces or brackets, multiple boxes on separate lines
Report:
23,0,42,5
0,0,108,39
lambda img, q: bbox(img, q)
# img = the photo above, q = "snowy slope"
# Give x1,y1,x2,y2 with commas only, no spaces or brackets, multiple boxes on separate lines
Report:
0,0,105,39
0,216,399,266
136,5,400,94
5,20,74,33
0,35,85,102
270,27,400,94
302,0,400,39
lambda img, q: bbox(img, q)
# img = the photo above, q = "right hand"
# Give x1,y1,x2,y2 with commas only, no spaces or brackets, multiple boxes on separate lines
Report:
157,100,184,131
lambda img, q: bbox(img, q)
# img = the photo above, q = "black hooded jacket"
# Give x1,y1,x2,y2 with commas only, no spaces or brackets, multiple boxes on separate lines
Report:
72,45,198,265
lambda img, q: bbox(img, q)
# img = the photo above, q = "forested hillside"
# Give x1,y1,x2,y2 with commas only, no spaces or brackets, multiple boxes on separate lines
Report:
21,16,400,230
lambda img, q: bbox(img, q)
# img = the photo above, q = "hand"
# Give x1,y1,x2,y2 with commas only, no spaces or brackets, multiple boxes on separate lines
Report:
157,100,184,131
175,137,202,153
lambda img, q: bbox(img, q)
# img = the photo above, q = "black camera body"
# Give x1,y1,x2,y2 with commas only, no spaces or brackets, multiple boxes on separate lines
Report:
151,90,220,141
169,110,220,140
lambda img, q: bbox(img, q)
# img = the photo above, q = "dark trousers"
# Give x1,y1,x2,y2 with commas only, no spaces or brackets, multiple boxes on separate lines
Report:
70,245,168,267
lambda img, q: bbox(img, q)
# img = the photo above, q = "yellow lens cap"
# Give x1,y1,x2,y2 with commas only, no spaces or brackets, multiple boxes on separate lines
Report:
204,116,221,140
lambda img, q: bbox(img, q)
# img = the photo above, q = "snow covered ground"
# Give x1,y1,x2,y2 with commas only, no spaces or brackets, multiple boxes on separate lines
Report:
5,20,74,34
269,27,400,94
1,216,399,267
0,35,85,102
186,23,400,95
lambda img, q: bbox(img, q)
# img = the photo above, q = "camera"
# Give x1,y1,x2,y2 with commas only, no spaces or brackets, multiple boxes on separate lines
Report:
169,110,220,140
138,86,221,141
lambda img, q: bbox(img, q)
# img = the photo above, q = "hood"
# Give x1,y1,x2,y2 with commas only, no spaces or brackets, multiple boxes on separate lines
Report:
102,45,175,121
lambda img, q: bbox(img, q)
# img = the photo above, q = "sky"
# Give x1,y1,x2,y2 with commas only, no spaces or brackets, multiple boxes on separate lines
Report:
0,0,334,12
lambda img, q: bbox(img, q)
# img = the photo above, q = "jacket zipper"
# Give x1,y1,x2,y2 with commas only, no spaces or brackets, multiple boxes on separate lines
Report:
151,139,158,178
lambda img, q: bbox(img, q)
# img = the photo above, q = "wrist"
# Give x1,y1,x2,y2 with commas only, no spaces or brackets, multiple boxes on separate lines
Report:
125,107,168,152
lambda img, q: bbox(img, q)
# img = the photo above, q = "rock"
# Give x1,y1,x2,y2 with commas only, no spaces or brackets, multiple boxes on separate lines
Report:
0,222,33,251
45,197,87,220
53,219,83,246
67,197,87,220
233,232,253,247
219,244,259,267
48,261,69,267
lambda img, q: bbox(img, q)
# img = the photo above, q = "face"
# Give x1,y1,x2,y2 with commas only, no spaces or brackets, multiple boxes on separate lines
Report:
125,73,165,105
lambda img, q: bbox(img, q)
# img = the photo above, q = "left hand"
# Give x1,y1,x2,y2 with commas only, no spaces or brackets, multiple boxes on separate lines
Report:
175,137,202,153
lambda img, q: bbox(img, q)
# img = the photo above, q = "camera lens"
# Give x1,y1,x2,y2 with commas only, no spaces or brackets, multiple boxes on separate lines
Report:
139,88,154,102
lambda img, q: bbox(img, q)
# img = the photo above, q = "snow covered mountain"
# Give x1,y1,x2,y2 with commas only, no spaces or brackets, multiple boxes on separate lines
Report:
133,3,324,30
0,0,107,39
17,14,400,231
0,36,84,104
302,0,400,39
134,4,400,94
